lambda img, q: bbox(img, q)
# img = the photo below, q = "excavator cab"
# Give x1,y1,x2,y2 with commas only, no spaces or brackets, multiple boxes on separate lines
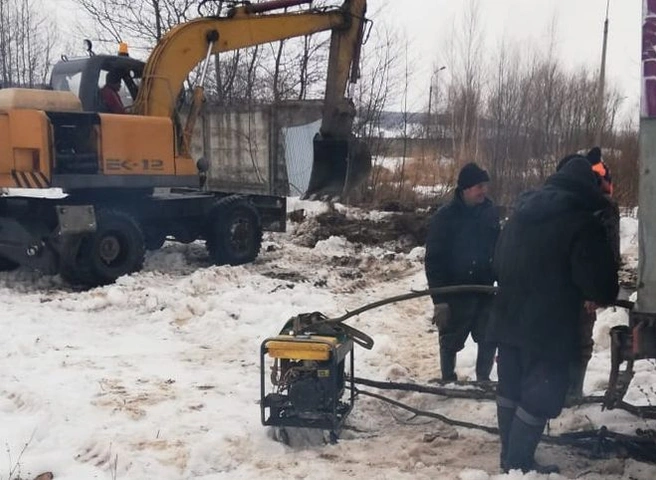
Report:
50,55,144,113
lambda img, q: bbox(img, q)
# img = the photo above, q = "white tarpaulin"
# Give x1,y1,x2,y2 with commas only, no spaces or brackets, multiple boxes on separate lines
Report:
282,119,321,196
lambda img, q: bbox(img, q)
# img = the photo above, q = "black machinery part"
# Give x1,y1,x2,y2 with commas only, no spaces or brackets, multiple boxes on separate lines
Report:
288,375,330,413
206,195,263,266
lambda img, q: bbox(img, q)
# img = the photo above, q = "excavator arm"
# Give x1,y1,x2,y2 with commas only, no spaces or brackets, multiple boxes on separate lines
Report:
132,0,370,199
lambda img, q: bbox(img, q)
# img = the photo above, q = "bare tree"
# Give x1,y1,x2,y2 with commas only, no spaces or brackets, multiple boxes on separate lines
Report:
609,119,639,207
0,0,56,88
346,17,408,204
443,0,485,163
74,0,334,105
73,0,197,45
298,34,330,100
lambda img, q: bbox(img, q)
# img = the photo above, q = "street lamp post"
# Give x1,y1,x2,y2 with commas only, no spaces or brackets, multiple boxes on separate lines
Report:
428,65,446,142
595,0,610,147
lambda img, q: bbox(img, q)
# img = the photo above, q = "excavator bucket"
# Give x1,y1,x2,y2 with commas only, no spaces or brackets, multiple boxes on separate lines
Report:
304,134,371,200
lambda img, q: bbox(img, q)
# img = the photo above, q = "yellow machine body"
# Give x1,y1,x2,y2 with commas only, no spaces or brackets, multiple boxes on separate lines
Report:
0,89,77,187
0,90,197,188
0,88,82,112
0,108,52,188
265,335,339,361
98,114,194,176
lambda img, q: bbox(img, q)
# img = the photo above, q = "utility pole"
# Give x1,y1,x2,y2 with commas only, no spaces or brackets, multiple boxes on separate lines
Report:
427,66,446,145
595,0,610,146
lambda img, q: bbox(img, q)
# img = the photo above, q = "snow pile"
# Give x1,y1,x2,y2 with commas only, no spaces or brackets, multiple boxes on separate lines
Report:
287,197,332,218
620,216,638,269
2,188,67,199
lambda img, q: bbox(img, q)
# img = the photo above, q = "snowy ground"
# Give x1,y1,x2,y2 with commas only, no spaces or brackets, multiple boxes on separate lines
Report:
0,200,654,480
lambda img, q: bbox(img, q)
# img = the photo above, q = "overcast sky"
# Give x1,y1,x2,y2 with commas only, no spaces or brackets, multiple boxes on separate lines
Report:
366,0,641,119
50,0,641,120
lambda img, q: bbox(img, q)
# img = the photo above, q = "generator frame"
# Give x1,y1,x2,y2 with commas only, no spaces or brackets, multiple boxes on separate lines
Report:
260,335,355,434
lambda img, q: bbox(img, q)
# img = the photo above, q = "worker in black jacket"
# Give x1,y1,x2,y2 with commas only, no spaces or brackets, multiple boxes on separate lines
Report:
563,148,621,401
425,162,499,382
488,156,619,474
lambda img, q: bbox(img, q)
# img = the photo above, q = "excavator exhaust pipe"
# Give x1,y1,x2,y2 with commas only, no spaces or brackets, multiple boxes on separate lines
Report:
304,134,371,200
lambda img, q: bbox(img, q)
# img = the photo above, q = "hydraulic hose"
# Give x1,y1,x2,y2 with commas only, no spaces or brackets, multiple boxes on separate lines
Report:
303,285,633,350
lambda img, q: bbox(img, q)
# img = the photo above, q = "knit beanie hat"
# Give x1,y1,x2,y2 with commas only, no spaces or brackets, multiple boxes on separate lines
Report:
457,162,490,190
587,147,602,165
552,156,599,189
557,150,613,196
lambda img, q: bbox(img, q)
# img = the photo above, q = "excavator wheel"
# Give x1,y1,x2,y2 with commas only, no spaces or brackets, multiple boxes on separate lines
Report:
59,209,145,287
0,255,19,272
206,196,263,266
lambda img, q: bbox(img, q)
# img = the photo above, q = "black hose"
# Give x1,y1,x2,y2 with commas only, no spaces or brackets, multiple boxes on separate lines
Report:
615,299,635,310
308,285,633,350
352,376,496,400
327,285,632,325
328,285,497,324
350,376,656,419
355,388,499,434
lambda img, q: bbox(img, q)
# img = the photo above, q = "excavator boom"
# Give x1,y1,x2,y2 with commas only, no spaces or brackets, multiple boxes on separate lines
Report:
133,0,370,199
134,9,345,118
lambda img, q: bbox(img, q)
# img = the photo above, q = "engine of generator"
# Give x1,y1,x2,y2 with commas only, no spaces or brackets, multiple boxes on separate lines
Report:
260,313,355,441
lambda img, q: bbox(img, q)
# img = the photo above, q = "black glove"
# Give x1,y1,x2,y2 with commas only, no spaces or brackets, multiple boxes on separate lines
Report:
432,303,451,330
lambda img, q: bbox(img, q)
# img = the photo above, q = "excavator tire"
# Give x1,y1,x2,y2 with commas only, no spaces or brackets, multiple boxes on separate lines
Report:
59,209,145,287
206,196,262,266
0,255,19,272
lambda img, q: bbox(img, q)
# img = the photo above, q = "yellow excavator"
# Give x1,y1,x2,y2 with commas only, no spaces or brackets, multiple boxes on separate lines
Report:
0,0,370,286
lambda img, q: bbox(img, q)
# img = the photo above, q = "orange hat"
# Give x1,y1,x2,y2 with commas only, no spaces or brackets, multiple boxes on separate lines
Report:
592,161,613,196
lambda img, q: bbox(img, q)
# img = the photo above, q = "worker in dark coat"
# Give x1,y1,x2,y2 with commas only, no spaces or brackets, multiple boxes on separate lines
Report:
425,162,499,382
559,148,621,402
488,156,619,474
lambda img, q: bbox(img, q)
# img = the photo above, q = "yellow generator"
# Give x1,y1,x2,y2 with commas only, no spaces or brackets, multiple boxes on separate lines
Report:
260,313,355,443
0,0,370,286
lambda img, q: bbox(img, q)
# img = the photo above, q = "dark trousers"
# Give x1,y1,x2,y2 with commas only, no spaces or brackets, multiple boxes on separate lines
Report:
496,344,569,419
439,297,491,352
439,297,496,381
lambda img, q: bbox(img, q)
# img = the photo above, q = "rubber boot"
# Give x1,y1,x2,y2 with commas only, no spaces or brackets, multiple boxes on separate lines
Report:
505,407,560,474
440,348,458,381
565,358,589,405
475,342,496,382
496,397,516,471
